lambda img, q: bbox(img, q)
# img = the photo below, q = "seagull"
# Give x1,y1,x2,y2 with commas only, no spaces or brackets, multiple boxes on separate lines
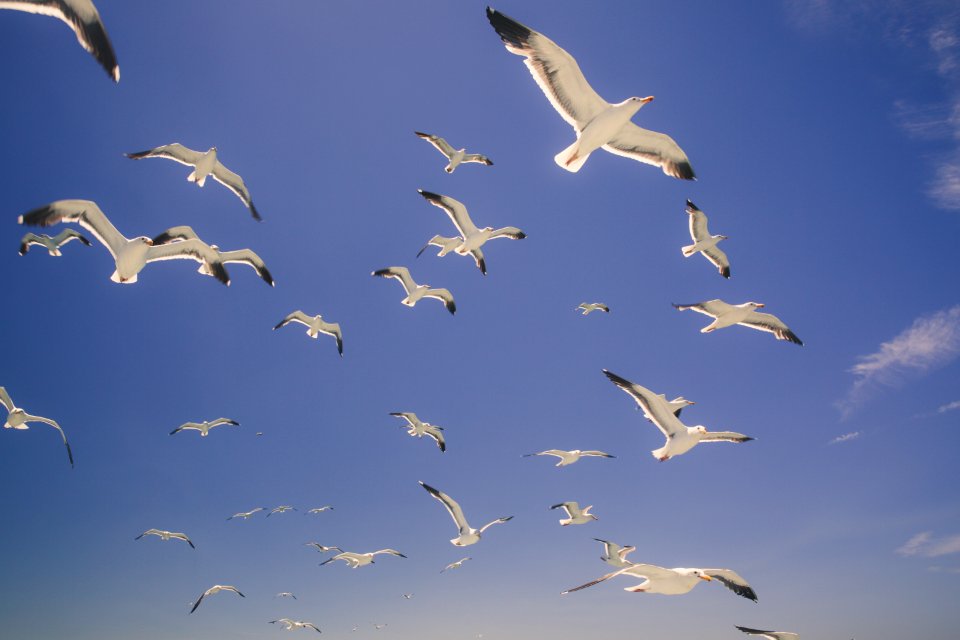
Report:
18,200,229,285
419,481,513,546
562,562,757,601
441,557,472,573
372,267,456,315
682,200,730,278
391,412,445,452
486,7,694,178
304,542,342,553
275,592,298,600
735,626,799,640
320,549,407,568
374,624,388,630
274,311,342,357
415,132,493,173
0,0,119,81
227,507,266,520
151,226,274,286
603,370,753,461
672,300,803,345
416,234,464,259
189,584,245,614
135,528,195,549
576,302,609,315
125,144,261,220
268,505,297,517
418,190,526,275
0,387,73,467
401,593,415,599
19,229,91,256
594,538,636,568
170,418,239,437
523,449,614,467
270,619,321,633
551,501,597,526
306,506,334,514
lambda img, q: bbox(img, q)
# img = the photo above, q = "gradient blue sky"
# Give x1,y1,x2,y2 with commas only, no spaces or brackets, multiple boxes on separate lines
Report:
1,1,959,639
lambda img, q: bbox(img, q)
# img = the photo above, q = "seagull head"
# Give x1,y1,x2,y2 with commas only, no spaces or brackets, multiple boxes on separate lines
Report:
631,96,655,105
747,302,765,309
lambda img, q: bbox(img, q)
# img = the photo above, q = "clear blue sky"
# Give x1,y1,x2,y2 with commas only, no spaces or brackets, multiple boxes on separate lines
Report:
1,1,959,639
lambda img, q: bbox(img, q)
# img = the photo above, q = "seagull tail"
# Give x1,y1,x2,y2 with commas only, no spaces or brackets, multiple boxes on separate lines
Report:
555,142,590,173
681,244,696,257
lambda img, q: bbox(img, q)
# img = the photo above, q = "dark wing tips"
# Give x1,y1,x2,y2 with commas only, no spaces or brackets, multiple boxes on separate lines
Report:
417,189,442,202
19,204,61,228
446,299,457,315
685,199,699,211
437,439,446,452
782,330,804,346
720,265,731,278
187,539,196,549
248,202,262,222
77,234,93,246
124,150,153,159
337,337,344,357
716,576,758,602
18,242,28,256
418,480,441,498
151,231,177,245
414,131,431,138
371,268,390,278
210,262,231,286
486,7,533,48
478,257,487,275
258,265,275,287
601,369,631,388
672,161,697,181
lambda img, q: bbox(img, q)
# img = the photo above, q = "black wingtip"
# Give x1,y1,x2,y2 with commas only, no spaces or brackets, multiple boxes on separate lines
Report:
18,243,28,256
249,202,263,222
259,267,275,287
446,300,457,315
720,266,730,278
417,189,441,201
211,262,231,286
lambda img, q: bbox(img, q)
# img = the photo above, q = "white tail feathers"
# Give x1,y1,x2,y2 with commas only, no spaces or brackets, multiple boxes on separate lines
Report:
554,141,590,173
681,244,696,257
187,171,207,187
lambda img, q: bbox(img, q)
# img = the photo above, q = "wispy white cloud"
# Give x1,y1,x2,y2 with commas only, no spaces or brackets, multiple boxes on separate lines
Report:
897,531,960,557
938,399,960,413
927,565,960,573
828,431,862,444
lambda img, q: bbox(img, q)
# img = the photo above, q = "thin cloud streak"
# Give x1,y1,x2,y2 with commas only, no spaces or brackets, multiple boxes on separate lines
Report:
828,431,862,445
937,399,960,413
897,531,960,557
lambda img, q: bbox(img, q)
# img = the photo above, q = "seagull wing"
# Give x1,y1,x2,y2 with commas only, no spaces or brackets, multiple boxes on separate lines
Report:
739,312,803,345
390,412,418,427
603,124,696,180
488,226,526,240
463,153,493,165
211,161,261,221
685,200,710,241
415,132,456,159
30,414,72,467
550,502,575,517
702,568,757,601
702,245,730,279
19,199,126,259
135,528,160,539
125,143,204,166
418,190,479,237
145,239,229,285
53,228,92,246
672,299,733,319
602,370,684,438
424,424,446,452
469,247,486,275
189,590,206,614
151,225,201,245
372,549,406,558
425,288,456,315
0,387,14,413
562,563,670,594
478,515,513,533
274,310,313,330
735,626,799,640
580,450,614,458
700,430,753,443
208,418,239,428
172,532,196,548
372,267,417,296
420,481,471,535
217,248,274,286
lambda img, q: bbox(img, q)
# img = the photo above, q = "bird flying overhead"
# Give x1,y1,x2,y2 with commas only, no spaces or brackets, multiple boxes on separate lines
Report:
274,311,343,357
551,501,597,526
372,266,456,314
189,584,245,613
594,538,636,568
441,557,472,572
270,619,321,633
419,481,513,546
0,386,73,467
227,507,266,520
415,131,493,173
735,626,800,640
169,418,239,437
682,200,730,278
673,300,803,345
524,449,614,467
135,528,195,549
562,562,758,601
19,229,91,256
391,412,445,452
151,226,274,286
576,302,609,315
320,549,406,569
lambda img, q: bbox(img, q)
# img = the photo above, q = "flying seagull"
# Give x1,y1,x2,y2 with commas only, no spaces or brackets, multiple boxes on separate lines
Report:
268,505,297,517
275,592,298,600
306,506,334,514
672,300,803,345
274,311,342,357
151,226,274,286
170,418,239,437
486,7,694,178
372,266,456,315
576,302,609,315
0,386,73,467
125,144,261,221
419,481,513,546
594,538,636,568
391,412,445,452
402,593,415,599
551,501,597,526
415,132,493,173
189,584,245,614
441,557,472,572
682,200,730,278
416,234,464,260
562,562,757,601
0,0,119,81
523,449,614,467
19,229,91,256
304,542,342,553
320,549,406,569
418,189,525,275
227,507,266,520
135,529,195,549
735,626,799,640
18,200,229,285
603,370,753,461
270,619,321,633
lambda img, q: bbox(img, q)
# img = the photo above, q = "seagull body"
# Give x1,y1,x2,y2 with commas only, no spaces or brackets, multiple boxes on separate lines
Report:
0,387,73,467
551,501,597,526
125,144,261,220
682,200,730,278
190,584,245,613
391,412,445,452
274,311,342,356
576,302,609,315
736,626,799,640
170,418,239,437
524,449,614,467
227,507,266,520
19,229,91,256
441,557,472,572
486,8,694,178
151,226,273,286
276,592,298,600
304,543,342,553
270,619,321,633
320,549,406,568
419,481,513,546
673,300,803,345
603,370,753,461
0,0,119,81
563,562,758,601
594,538,636,568
135,528,195,548
268,505,297,517
372,266,456,315
306,506,334,514
415,132,493,173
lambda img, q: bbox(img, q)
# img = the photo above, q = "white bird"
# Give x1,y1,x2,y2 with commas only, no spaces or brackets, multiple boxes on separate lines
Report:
268,505,297,517
736,626,799,640
372,266,456,315
415,131,493,173
576,302,609,315
306,506,334,514
270,619,321,633
391,412,445,452
275,592,298,600
673,300,803,345
170,418,239,437
551,501,597,526
189,584,245,614
594,538,636,568
562,562,758,601
274,311,342,357
603,370,753,461
304,542,342,553
0,386,73,467
227,507,266,520
418,190,526,275
682,200,730,278
320,549,407,568
487,8,694,178
401,593,414,599
523,449,614,467
19,229,91,256
374,624,388,630
441,557,472,573
151,226,274,286
416,234,464,259
18,200,230,285
0,0,119,81
419,481,513,546
135,528,195,549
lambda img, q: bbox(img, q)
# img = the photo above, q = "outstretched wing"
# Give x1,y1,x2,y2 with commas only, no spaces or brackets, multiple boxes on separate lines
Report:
211,160,261,220
418,190,479,237
125,143,204,166
702,568,758,602
603,124,696,180
415,131,456,159
739,312,803,345
274,311,313,330
419,481,470,534
19,199,126,258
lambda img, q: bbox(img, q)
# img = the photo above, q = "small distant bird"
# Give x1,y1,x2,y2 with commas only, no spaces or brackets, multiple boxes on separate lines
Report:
551,501,597,526
372,266,456,315
562,563,757,601
135,528,195,549
415,132,493,173
576,302,609,315
189,584,245,614
19,230,91,256
151,226,274,286
0,0,119,81
523,449,614,467
304,542,342,553
125,144,261,220
594,538,635,568
270,619,321,633
681,200,730,278
374,624,388,630
0,386,73,467
673,300,803,345
227,507,266,520
401,593,414,599
391,412,445,452
170,418,239,437
419,481,513,546
268,505,297,517
275,592,297,600
306,506,334,514
320,549,406,569
351,626,359,632
735,626,799,640
416,234,463,259
274,311,342,357
441,557,472,573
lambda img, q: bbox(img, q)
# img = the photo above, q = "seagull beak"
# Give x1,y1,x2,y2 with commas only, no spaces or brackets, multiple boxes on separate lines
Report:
641,96,654,104
699,575,713,581
756,303,765,308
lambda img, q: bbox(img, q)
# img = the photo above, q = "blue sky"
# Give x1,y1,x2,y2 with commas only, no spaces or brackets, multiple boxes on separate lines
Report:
1,1,958,639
